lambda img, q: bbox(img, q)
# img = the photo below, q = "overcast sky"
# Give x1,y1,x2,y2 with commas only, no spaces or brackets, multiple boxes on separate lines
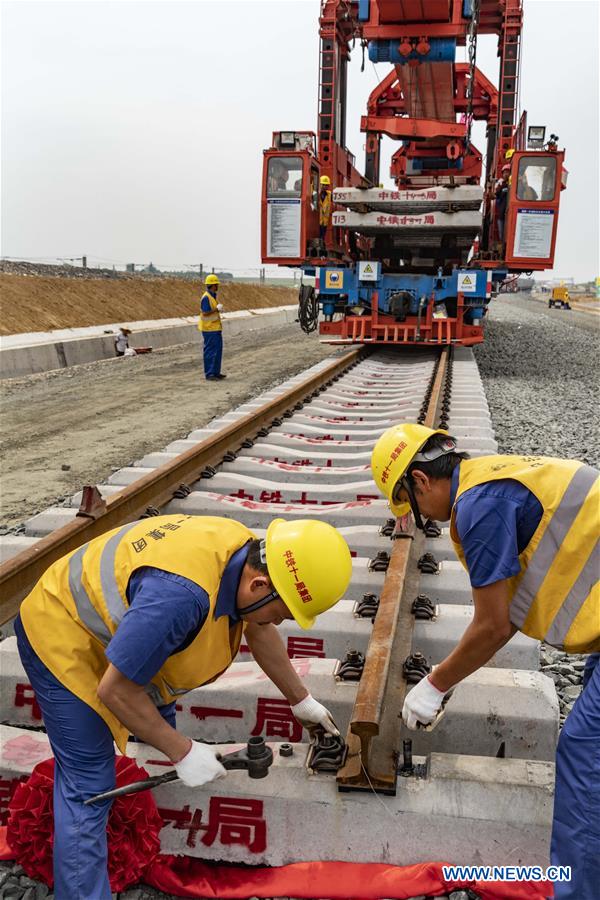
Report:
1,0,598,280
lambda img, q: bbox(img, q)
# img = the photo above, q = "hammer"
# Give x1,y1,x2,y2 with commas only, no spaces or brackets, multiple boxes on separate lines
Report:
84,736,273,805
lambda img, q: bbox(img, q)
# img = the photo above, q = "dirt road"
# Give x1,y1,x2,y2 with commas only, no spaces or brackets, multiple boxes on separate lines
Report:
1,325,341,526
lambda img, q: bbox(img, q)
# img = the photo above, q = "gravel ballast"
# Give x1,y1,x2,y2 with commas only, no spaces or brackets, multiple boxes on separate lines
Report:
474,292,599,467
475,292,599,727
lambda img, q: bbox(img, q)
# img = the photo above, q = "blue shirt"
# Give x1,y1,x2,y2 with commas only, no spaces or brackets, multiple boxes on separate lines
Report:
450,466,543,588
201,290,217,313
105,542,250,685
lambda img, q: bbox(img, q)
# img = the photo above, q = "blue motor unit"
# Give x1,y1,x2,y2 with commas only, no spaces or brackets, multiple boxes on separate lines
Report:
315,267,506,325
368,38,456,65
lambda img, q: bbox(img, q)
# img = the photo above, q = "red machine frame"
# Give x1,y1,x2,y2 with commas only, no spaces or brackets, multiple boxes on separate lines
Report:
319,290,485,346
260,0,567,346
504,150,566,270
261,136,322,267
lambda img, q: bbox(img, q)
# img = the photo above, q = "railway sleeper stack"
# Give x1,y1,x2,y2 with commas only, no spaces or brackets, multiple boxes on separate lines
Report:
0,348,558,868
331,185,483,252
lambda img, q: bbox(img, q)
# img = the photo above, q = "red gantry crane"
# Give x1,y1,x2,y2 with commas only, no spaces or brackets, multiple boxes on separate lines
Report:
261,0,567,346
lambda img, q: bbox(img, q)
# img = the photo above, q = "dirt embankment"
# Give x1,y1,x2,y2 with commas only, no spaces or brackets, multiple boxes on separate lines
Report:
0,274,297,335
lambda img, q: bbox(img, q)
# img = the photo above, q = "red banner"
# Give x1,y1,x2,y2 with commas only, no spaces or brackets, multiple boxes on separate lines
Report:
0,828,551,899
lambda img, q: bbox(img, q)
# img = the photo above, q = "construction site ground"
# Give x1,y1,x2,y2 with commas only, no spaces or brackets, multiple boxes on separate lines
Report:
2,290,598,535
0,322,337,527
0,273,297,335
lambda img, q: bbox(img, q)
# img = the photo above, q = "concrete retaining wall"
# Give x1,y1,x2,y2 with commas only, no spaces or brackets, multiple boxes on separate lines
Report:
0,306,298,379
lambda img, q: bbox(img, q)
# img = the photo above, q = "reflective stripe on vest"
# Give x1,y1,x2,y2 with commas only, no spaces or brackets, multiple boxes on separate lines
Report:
510,464,598,635
68,542,111,644
145,682,167,706
68,521,140,641
450,455,600,653
21,515,253,751
100,523,139,628
544,539,599,647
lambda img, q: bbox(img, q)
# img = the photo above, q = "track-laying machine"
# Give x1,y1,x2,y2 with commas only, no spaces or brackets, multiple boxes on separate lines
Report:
261,0,567,346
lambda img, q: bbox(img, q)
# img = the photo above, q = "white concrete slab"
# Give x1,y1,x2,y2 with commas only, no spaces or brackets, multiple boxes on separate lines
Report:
0,725,553,866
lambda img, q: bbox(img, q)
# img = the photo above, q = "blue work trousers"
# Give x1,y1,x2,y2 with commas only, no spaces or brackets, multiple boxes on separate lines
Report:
14,616,175,900
550,652,600,899
202,330,223,378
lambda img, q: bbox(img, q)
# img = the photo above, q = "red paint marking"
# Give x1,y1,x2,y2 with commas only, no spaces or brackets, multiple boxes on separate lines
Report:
251,698,302,742
159,798,267,853
287,636,326,659
3,734,50,767
217,667,256,681
189,706,244,721
14,683,42,721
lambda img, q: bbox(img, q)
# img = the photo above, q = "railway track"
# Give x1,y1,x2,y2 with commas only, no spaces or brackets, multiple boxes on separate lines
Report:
0,345,557,868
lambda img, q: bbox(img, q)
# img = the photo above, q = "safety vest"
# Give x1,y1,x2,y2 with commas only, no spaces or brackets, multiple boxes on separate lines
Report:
319,190,332,226
20,515,254,752
198,291,222,332
449,456,599,653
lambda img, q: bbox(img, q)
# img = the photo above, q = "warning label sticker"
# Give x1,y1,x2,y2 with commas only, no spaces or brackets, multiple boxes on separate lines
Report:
358,260,379,281
457,271,477,293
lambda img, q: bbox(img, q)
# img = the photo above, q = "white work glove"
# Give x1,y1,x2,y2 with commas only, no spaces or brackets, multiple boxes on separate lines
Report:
175,740,227,787
402,676,446,730
216,303,224,311
291,693,339,736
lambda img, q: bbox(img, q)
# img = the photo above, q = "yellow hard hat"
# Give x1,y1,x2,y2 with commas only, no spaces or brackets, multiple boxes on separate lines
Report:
505,148,515,160
265,519,352,629
371,423,449,516
320,175,331,185
205,274,220,286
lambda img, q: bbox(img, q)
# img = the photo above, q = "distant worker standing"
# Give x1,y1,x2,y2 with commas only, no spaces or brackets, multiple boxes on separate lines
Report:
494,164,511,243
319,175,332,252
198,274,225,380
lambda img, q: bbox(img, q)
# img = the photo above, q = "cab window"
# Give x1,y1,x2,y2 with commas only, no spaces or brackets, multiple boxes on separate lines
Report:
310,169,319,211
267,157,303,198
516,156,557,202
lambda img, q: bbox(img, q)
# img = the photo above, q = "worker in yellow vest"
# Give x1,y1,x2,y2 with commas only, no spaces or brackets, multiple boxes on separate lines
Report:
198,273,225,380
318,174,332,252
371,424,599,900
16,515,351,899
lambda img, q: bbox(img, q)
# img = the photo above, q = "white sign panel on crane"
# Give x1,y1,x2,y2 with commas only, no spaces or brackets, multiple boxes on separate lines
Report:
358,260,381,281
267,199,301,257
513,208,555,259
457,271,477,293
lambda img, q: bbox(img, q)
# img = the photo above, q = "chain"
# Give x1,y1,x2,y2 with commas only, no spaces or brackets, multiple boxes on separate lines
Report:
463,0,481,155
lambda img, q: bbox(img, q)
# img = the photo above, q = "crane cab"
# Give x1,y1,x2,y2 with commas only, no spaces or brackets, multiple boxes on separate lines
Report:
504,150,566,270
261,132,321,265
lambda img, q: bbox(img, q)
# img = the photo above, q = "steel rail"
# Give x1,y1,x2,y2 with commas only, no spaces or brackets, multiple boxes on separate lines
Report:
337,347,449,794
0,347,364,624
